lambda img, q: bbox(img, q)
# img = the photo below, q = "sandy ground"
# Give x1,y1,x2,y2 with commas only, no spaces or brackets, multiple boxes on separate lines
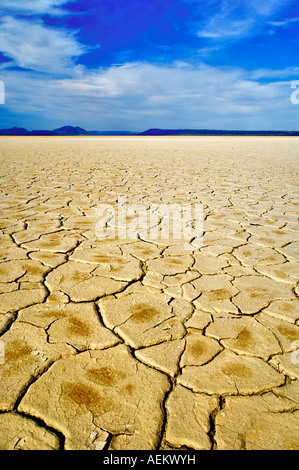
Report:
0,136,298,450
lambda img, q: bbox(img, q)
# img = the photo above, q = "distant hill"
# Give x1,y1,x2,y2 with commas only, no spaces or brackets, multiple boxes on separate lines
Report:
140,128,299,136
0,126,298,136
0,127,31,135
0,126,133,136
52,126,89,136
0,126,93,136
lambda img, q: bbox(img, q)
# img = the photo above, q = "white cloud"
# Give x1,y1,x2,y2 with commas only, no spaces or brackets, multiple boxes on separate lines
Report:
197,0,294,40
268,17,299,27
1,61,296,131
0,0,68,15
249,67,299,80
0,16,86,74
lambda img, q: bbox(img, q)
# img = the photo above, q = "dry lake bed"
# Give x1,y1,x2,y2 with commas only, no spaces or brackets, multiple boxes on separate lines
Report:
0,136,298,450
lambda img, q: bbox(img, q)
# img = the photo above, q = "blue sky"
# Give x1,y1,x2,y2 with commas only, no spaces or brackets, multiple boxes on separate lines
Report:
0,0,298,131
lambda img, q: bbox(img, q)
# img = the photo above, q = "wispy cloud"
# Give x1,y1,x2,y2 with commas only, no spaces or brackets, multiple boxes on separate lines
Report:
1,61,296,130
0,0,69,15
249,66,299,80
268,17,299,27
197,0,295,40
0,16,87,74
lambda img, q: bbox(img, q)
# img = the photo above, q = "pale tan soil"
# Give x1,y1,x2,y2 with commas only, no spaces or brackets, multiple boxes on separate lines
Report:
0,136,298,450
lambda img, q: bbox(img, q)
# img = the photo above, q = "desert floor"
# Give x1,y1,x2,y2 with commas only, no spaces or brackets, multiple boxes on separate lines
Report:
0,136,298,450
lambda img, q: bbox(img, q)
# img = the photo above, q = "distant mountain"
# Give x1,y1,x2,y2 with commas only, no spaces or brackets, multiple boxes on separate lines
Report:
0,126,298,136
0,126,90,136
0,126,136,136
52,125,89,136
140,128,299,136
0,126,31,135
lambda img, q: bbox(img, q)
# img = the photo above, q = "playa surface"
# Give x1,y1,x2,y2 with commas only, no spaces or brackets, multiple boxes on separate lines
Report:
0,136,298,450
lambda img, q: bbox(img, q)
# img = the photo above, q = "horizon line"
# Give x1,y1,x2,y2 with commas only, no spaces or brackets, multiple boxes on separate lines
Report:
0,125,299,136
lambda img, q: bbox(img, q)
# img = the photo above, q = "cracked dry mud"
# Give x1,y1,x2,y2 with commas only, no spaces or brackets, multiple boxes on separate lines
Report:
0,136,298,451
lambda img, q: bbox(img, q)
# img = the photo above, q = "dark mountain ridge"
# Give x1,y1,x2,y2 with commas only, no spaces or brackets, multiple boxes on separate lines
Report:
0,126,298,136
140,128,299,136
